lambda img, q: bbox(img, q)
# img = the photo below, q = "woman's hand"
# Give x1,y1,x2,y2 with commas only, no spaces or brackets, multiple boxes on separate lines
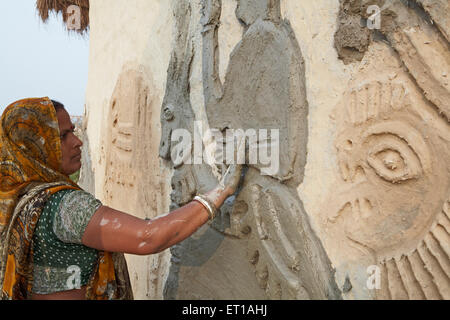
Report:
205,133,247,208
202,163,245,212
219,163,244,197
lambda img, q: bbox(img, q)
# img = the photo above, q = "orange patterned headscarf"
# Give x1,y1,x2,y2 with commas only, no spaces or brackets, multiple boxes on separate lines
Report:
0,97,79,299
0,97,76,205
0,97,132,300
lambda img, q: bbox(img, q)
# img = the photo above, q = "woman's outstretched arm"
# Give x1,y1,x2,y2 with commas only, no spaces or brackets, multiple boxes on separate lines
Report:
82,164,243,255
82,189,223,255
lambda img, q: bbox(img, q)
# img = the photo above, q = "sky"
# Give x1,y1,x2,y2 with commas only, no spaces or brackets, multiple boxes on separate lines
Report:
0,0,89,116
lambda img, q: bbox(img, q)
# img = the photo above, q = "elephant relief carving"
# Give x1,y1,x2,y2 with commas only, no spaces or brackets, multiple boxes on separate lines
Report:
160,0,225,299
159,1,217,211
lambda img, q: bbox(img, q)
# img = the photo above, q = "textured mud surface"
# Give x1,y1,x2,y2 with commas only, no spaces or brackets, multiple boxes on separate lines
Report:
330,0,450,299
83,0,449,300
160,0,341,300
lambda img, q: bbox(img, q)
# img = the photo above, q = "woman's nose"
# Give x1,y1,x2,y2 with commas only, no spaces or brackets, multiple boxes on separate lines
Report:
73,133,83,147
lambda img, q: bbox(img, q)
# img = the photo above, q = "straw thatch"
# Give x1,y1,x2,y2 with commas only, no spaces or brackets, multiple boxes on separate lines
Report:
36,0,89,34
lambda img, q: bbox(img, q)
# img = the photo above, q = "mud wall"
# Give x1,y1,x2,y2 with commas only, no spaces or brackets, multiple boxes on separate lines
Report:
81,0,174,299
82,0,449,300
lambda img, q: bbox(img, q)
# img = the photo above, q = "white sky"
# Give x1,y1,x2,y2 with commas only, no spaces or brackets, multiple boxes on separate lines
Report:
0,0,89,116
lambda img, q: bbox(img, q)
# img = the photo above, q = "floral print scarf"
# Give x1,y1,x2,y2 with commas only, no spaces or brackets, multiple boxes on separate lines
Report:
0,97,133,299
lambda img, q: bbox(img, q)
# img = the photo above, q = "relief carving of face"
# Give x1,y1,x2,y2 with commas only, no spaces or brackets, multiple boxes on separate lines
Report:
330,79,450,260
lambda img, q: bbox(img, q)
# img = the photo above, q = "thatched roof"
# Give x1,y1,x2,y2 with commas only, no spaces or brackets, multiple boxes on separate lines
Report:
36,0,89,34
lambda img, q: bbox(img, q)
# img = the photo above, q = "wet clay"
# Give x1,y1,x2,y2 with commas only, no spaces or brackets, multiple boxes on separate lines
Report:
159,0,341,300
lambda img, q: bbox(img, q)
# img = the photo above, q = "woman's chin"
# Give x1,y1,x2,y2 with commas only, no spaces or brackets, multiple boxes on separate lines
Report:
62,162,81,176
73,162,82,173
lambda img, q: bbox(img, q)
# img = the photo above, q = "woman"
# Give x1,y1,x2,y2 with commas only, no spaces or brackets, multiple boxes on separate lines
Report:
0,97,244,300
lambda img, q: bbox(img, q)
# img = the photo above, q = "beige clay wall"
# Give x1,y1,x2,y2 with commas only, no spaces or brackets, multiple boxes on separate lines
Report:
81,0,450,300
81,0,174,299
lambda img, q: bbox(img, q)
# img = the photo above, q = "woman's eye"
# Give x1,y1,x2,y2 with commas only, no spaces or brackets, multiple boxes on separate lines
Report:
366,134,422,183
60,128,75,140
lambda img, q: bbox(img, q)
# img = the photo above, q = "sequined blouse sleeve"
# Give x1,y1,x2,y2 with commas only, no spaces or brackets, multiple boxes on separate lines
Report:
52,190,102,244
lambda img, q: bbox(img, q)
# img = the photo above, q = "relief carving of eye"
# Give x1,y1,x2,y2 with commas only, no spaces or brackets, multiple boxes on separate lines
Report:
163,105,175,121
366,134,423,183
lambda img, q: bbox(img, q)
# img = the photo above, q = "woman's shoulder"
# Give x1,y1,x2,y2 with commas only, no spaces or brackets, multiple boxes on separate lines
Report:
49,189,103,244
56,189,102,211
49,189,99,205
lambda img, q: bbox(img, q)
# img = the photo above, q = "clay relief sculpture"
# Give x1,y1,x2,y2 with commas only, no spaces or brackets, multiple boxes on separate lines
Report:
104,69,150,208
158,0,226,299
158,1,218,208
329,0,450,299
103,67,169,298
201,0,341,299
379,0,450,122
335,0,449,120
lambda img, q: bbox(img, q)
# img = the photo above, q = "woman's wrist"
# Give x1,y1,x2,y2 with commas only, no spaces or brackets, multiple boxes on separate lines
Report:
205,186,230,209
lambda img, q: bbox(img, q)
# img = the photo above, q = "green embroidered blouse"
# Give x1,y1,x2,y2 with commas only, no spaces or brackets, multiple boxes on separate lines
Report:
31,189,102,294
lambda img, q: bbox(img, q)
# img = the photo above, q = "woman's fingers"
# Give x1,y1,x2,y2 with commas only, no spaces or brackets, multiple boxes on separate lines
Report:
221,163,243,195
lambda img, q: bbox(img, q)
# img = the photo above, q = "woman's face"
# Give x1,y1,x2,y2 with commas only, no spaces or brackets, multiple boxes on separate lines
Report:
56,108,82,175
